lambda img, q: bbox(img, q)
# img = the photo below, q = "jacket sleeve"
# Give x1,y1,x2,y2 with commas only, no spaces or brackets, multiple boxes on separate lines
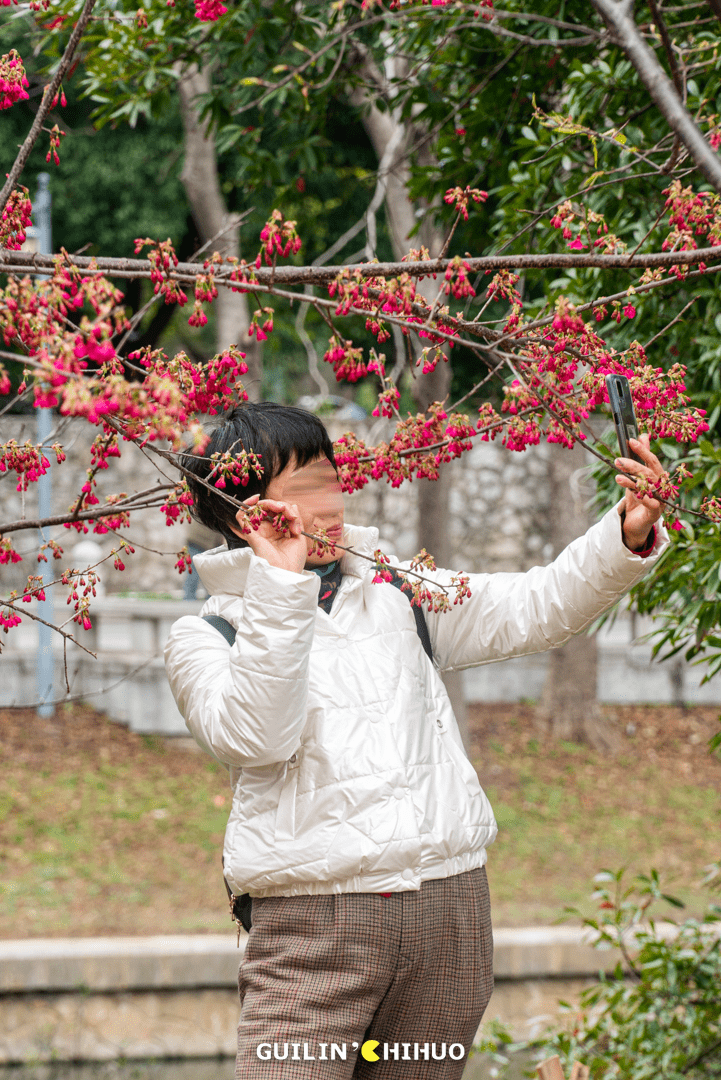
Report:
422,503,670,672
163,552,320,767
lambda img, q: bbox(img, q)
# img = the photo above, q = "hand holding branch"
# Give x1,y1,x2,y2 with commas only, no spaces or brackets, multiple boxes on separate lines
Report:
235,496,307,575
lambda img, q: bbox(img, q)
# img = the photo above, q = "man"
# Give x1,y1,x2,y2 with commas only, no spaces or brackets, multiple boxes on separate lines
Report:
164,401,667,1078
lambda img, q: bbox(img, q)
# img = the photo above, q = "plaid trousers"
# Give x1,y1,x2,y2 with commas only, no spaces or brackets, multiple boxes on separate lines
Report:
235,867,494,1079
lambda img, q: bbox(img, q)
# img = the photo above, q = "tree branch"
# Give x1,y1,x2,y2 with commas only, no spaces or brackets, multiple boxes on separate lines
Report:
705,0,721,30
646,0,684,99
0,486,174,535
592,0,721,194
1,243,720,288
0,0,98,213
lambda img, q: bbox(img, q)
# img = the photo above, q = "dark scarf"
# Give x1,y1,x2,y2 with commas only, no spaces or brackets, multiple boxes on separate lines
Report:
311,560,343,614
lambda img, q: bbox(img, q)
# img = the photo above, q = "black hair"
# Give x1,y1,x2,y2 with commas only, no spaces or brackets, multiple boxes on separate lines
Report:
182,402,336,548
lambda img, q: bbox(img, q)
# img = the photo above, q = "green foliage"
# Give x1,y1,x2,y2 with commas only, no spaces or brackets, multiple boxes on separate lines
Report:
517,868,721,1080
0,15,189,259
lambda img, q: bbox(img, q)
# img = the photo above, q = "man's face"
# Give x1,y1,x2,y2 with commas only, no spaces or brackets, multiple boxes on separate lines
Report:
266,455,344,566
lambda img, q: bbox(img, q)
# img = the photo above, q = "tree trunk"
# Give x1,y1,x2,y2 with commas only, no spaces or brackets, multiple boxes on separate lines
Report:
350,76,468,746
177,66,262,400
537,442,617,751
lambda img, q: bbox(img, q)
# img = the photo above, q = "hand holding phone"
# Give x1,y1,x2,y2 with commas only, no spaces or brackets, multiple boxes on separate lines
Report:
605,374,644,464
604,375,666,549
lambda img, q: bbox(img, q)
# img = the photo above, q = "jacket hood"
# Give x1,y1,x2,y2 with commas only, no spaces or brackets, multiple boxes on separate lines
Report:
193,522,381,598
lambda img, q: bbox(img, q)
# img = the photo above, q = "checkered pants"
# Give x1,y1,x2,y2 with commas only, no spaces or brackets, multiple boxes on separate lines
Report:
235,868,493,1078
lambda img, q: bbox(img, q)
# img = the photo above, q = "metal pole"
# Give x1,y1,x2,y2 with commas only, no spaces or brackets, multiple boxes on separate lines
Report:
35,173,54,718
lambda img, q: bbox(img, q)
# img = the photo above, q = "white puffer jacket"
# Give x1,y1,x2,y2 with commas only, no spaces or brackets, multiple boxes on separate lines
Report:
164,507,667,898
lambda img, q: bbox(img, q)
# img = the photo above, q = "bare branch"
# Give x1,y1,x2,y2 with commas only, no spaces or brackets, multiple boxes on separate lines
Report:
646,0,684,99
643,295,699,351
0,485,175,535
295,290,330,398
705,0,721,30
0,0,98,212
0,599,97,658
0,655,156,710
1,242,720,289
592,0,721,194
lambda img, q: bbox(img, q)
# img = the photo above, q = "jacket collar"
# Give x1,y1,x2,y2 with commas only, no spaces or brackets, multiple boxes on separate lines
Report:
194,522,381,598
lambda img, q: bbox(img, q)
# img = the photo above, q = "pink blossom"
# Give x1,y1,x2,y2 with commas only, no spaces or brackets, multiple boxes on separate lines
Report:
0,50,29,111
623,304,636,319
194,0,227,19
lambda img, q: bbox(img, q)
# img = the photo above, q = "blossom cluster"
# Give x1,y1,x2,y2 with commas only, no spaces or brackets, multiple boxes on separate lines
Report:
327,265,456,364
0,50,29,110
323,335,368,382
129,343,249,427
333,402,497,494
134,237,188,305
0,249,252,639
160,483,194,527
62,565,100,631
194,0,227,20
443,185,488,221
0,439,54,492
248,305,274,342
397,569,472,613
441,256,476,301
205,447,263,490
188,258,219,327
46,123,65,165
662,179,721,268
255,209,302,268
0,537,23,566
1,187,32,250
548,201,624,254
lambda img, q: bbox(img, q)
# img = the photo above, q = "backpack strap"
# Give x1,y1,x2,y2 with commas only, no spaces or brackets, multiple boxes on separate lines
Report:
202,614,237,646
201,575,434,664
387,569,434,664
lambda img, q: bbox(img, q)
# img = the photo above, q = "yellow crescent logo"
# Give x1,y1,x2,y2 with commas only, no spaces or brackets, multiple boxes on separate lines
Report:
361,1040,380,1062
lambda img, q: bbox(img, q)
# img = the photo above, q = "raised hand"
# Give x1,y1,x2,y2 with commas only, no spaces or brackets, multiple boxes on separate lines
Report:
614,434,665,550
235,495,307,574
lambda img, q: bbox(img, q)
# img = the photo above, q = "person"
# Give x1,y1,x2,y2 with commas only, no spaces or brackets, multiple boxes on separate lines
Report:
164,401,668,1079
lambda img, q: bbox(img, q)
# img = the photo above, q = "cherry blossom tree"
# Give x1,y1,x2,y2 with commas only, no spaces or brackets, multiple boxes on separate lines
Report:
1,0,720,738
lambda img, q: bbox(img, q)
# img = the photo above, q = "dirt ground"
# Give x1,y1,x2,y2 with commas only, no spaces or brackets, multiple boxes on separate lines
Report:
0,701,719,937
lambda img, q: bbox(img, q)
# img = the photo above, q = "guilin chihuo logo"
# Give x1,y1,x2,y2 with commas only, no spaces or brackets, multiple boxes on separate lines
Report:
256,1040,466,1062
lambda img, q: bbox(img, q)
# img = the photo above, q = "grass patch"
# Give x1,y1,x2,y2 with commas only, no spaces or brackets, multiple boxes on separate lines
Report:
0,700,719,937
470,702,721,925
0,705,232,937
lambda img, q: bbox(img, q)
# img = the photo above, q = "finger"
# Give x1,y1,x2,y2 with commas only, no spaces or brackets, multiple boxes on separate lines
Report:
287,503,302,535
258,498,301,520
614,459,650,481
253,499,304,536
614,453,657,479
627,437,662,472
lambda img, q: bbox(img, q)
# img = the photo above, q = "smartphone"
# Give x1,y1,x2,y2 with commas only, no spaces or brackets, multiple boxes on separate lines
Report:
605,373,644,464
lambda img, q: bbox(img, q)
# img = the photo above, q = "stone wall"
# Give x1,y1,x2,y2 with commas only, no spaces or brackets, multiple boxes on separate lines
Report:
0,926,646,1063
